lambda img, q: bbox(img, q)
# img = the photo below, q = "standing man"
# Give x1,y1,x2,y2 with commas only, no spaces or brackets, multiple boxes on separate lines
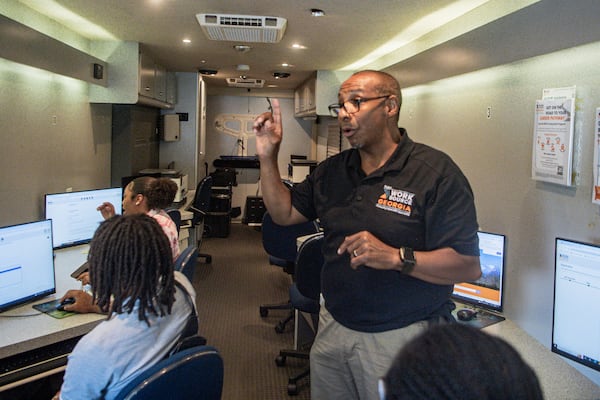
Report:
253,70,481,400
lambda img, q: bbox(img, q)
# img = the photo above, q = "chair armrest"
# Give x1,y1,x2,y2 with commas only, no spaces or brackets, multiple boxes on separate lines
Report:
189,205,207,216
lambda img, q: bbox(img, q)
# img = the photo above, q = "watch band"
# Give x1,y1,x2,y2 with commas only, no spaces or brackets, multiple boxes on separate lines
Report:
399,246,416,274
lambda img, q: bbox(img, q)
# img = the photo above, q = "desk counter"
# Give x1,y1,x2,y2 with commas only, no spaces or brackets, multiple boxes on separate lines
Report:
484,319,600,400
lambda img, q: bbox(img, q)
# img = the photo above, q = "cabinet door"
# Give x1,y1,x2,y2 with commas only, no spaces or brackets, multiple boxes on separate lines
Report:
154,64,167,101
139,52,155,98
166,72,177,104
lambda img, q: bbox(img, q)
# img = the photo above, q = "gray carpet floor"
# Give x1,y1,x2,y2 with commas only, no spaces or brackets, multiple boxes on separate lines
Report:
191,223,311,400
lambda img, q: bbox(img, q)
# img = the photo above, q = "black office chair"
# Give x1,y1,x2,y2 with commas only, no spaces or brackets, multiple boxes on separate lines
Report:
165,208,182,233
259,211,320,333
113,345,224,400
190,176,213,264
174,245,199,282
275,232,324,396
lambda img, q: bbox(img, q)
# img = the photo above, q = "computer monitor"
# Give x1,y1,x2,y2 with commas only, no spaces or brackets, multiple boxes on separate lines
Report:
0,220,55,312
452,231,506,313
44,187,122,249
552,238,600,372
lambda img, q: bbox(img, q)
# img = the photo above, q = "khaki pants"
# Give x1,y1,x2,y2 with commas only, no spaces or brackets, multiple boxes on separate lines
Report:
310,304,428,400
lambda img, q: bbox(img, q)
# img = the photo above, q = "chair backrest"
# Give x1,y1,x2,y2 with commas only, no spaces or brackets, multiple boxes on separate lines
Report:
114,345,224,400
174,245,199,282
165,208,182,233
295,232,325,301
191,176,213,224
261,211,320,269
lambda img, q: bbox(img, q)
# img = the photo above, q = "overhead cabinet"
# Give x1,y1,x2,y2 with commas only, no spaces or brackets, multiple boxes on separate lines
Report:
139,51,173,105
89,42,176,109
294,76,316,117
294,71,354,118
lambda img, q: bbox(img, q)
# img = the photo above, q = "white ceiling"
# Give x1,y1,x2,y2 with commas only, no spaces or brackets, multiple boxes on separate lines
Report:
20,0,471,90
19,0,600,91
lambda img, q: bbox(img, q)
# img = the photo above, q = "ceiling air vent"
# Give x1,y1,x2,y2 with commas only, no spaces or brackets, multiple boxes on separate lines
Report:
226,78,265,88
196,13,287,43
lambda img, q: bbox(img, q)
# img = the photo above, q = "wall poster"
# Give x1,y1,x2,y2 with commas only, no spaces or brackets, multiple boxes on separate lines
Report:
531,87,576,186
593,108,600,204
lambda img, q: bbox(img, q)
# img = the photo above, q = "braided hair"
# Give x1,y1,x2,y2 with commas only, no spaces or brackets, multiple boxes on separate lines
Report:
88,214,175,326
129,176,178,210
382,323,544,400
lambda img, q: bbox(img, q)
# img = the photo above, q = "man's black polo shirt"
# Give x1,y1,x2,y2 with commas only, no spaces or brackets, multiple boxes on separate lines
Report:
292,129,479,332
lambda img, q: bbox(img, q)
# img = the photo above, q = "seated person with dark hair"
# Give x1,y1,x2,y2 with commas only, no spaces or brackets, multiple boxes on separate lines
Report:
54,214,196,400
379,323,544,400
97,176,180,260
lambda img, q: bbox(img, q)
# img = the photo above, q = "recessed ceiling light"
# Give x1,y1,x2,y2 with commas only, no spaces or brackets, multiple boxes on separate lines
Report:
292,43,306,49
199,68,218,76
233,45,252,53
311,8,325,17
182,38,191,44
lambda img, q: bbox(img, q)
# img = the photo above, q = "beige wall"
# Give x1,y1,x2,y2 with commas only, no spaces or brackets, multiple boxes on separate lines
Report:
0,58,112,226
400,40,600,385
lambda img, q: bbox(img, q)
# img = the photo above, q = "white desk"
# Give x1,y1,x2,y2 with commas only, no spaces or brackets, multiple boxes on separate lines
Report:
0,245,104,391
484,320,600,400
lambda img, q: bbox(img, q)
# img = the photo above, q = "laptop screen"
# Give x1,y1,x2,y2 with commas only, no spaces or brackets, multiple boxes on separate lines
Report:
0,220,55,312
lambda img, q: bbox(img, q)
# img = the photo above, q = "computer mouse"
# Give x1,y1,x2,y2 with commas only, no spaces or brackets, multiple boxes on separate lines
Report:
57,297,76,311
456,309,477,321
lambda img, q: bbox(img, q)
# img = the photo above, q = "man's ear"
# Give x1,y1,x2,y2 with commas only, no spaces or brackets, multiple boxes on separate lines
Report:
387,96,400,115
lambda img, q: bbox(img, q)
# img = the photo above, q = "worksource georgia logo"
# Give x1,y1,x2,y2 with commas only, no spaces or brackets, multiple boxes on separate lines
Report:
376,185,414,216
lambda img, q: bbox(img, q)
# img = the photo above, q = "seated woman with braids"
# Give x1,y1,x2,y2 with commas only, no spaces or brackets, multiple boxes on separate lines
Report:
54,214,196,400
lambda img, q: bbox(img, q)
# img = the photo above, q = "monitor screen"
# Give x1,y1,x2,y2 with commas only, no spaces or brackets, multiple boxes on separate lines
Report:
45,188,122,249
552,238,600,372
0,220,55,312
452,231,506,313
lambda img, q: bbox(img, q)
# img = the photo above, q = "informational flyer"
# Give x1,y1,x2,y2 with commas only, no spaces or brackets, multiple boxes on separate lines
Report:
593,108,600,204
531,97,575,186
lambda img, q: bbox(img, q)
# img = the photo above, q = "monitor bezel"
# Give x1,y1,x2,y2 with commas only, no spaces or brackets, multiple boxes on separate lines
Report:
0,219,56,313
44,187,122,249
451,230,506,313
551,237,600,373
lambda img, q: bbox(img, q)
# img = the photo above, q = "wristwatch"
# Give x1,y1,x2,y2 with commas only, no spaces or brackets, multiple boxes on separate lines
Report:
399,246,416,274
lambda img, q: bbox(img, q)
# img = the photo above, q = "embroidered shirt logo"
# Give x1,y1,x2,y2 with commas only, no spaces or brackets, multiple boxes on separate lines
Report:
376,185,414,216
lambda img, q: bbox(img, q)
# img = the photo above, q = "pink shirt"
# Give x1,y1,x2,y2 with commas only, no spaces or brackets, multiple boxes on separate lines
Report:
147,209,180,260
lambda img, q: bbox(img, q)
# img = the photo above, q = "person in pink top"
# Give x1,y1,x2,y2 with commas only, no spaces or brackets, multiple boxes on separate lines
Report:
64,177,181,314
97,176,180,260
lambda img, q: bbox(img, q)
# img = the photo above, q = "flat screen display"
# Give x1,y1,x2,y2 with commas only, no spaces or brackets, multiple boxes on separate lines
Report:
45,188,122,249
552,238,600,372
0,220,55,312
452,231,506,313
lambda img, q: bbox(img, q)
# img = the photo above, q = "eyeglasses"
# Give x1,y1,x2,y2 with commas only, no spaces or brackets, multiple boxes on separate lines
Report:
328,95,390,117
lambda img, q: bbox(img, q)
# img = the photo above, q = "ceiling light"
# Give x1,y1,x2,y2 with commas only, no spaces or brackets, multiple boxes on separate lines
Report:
182,38,191,44
292,43,306,49
199,68,218,76
233,45,252,53
311,9,325,17
273,72,290,79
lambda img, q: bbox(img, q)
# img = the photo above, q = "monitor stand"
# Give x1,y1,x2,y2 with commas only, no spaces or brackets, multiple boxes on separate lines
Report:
452,302,506,329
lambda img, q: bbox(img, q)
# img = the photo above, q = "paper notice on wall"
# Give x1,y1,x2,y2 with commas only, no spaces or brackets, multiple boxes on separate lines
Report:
531,97,575,186
593,108,600,204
